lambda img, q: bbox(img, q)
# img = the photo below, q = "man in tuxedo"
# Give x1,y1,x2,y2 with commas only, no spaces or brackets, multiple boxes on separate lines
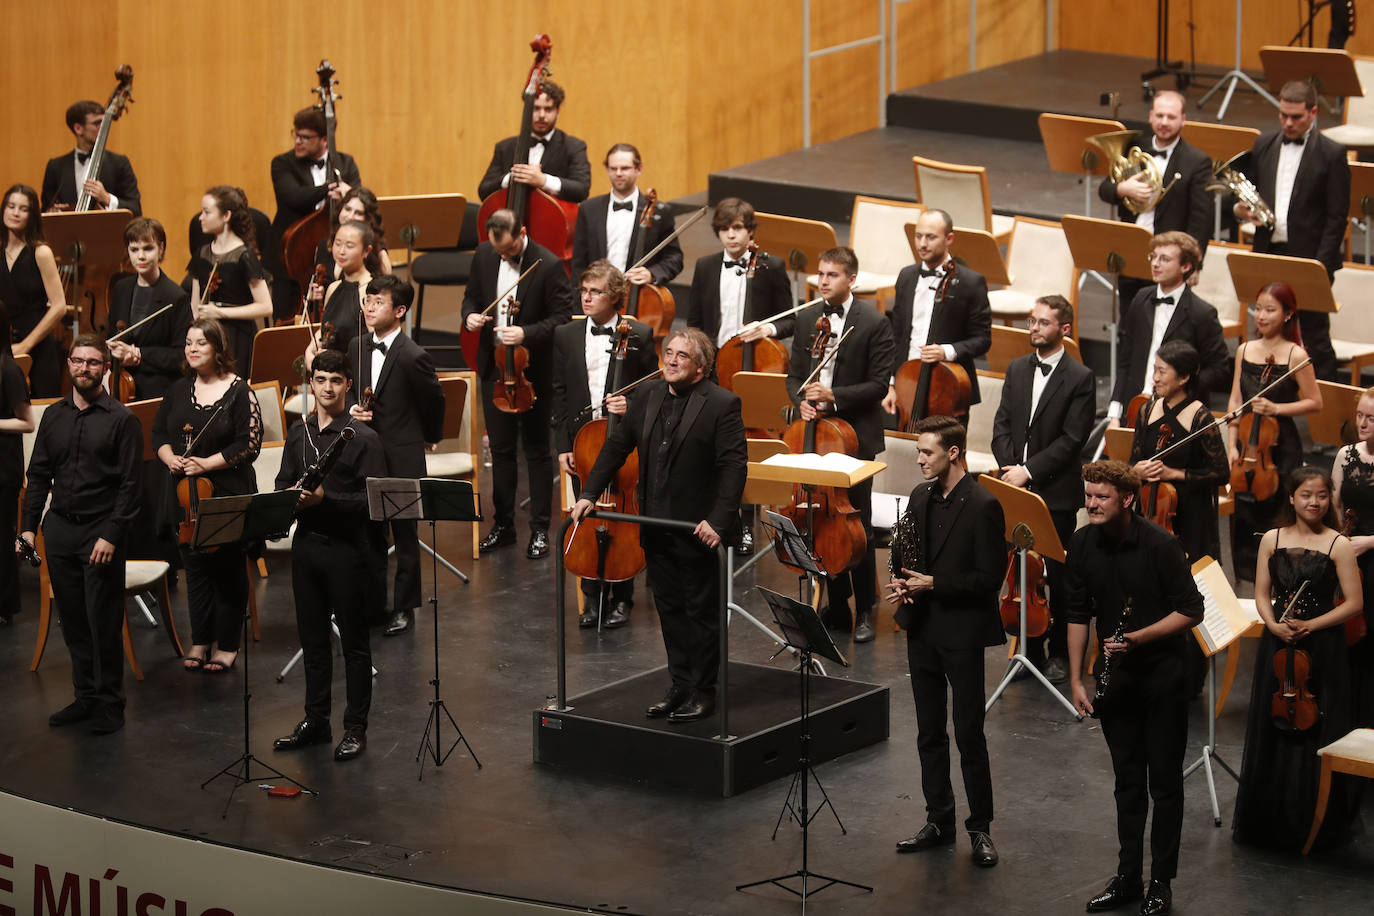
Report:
267,107,362,321
887,415,1005,868
991,295,1096,682
463,208,574,559
1097,91,1212,311
570,143,683,287
786,246,895,643
344,275,445,637
552,260,659,629
571,328,747,722
478,80,591,206
1234,80,1350,380
881,208,992,425
41,100,141,215
1107,231,1228,428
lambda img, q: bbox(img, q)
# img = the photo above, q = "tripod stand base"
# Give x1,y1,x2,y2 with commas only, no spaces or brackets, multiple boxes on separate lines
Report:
986,652,1083,720
201,752,315,817
736,868,872,899
416,697,481,780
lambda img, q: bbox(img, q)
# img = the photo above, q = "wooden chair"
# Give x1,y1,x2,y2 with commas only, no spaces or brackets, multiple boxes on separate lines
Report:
252,380,287,444
753,211,898,312
964,369,1005,476
13,353,31,385
985,216,1079,330
1310,379,1363,449
1304,728,1374,854
248,325,311,403
427,372,481,559
1322,56,1374,150
911,156,1014,246
1192,240,1249,341
984,326,1083,375
930,225,1011,286
848,195,923,279
1330,261,1374,385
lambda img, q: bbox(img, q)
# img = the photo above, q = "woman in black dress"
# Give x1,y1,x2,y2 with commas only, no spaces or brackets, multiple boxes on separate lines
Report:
0,299,35,624
1129,340,1228,563
1331,386,1374,730
189,187,271,372
303,220,378,366
0,184,66,397
312,187,392,282
107,217,192,400
1227,282,1321,581
1233,467,1363,851
152,318,262,672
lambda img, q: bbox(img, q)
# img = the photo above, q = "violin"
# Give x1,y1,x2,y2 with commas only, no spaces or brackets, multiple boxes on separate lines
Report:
1270,581,1320,732
563,321,646,592
175,423,216,550
715,242,790,392
999,549,1051,637
296,263,329,329
1341,508,1368,646
1230,353,1282,502
281,61,342,297
106,320,138,404
1142,416,1179,532
491,299,537,413
780,316,867,576
621,189,676,344
1125,393,1150,428
892,260,972,430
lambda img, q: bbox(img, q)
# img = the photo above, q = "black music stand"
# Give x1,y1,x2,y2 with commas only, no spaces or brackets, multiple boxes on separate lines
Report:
737,587,871,904
197,489,314,816
368,476,482,780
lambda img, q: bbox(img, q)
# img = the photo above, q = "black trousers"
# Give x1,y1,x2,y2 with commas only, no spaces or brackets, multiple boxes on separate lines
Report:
0,483,20,620
826,478,876,620
182,544,248,651
293,530,375,731
907,635,994,833
367,518,422,615
1100,694,1189,880
1031,508,1078,663
581,577,634,605
44,512,126,712
645,530,720,693
481,380,553,532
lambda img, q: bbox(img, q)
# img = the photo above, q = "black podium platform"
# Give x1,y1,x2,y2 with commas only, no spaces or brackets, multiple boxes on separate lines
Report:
533,661,888,797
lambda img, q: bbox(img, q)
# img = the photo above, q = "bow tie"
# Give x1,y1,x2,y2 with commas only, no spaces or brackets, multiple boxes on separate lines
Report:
1282,135,1306,146
823,303,845,318
1154,295,1175,305
918,265,942,280
76,151,91,166
611,200,634,212
369,339,388,355
307,157,327,168
723,258,747,271
1151,146,1170,157
589,323,616,336
530,135,547,147
1032,357,1053,377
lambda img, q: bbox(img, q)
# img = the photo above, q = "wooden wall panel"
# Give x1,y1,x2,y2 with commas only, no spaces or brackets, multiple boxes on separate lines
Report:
812,0,883,51
895,1,970,92
811,44,883,146
977,0,1044,69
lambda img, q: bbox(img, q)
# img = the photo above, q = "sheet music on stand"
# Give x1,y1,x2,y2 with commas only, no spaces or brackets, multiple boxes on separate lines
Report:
760,509,823,578
193,489,301,550
1192,558,1263,655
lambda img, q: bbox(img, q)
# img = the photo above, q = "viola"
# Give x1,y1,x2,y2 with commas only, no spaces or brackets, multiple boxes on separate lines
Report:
999,549,1050,637
1230,353,1282,502
563,321,646,591
780,316,867,577
716,243,790,393
893,260,971,430
621,189,676,344
1142,416,1178,532
281,61,343,297
175,423,216,550
491,299,536,414
1341,508,1368,646
106,320,138,404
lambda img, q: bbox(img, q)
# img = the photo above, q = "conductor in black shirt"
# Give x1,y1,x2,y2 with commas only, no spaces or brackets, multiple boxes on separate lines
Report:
20,335,142,736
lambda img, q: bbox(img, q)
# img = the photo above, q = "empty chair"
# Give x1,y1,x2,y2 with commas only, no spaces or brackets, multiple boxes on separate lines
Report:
848,195,924,279
912,156,1014,246
986,216,1078,329
754,211,898,311
426,373,483,559
964,370,1005,476
1331,261,1374,385
1322,57,1374,150
1191,240,1248,340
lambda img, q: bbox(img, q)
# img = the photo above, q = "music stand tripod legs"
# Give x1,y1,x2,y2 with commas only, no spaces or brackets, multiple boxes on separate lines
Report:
1182,652,1239,826
1196,0,1279,120
985,548,1083,721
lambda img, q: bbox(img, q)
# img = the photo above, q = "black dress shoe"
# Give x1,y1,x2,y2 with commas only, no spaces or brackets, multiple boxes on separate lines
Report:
479,524,516,553
1140,879,1171,916
737,527,754,555
48,700,94,727
1044,656,1069,685
854,612,876,643
646,686,691,718
273,718,333,751
88,707,125,735
384,608,413,636
969,831,998,867
578,610,598,629
334,728,366,761
526,530,549,559
895,822,955,853
668,692,715,722
604,601,631,629
822,606,852,632
1086,875,1143,912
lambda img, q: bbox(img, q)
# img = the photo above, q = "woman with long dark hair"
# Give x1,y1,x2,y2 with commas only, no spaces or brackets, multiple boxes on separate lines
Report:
0,298,35,624
0,184,67,397
313,186,392,281
189,186,272,371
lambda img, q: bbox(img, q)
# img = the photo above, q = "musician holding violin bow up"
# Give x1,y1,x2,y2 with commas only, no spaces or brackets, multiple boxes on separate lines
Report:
107,217,192,401
551,260,658,630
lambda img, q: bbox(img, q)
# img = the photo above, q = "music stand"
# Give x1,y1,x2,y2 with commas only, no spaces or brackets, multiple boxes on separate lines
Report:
1310,379,1364,448
41,208,134,335
1226,250,1339,316
197,489,313,816
367,476,483,779
733,371,794,577
737,587,871,904
1061,215,1153,421
1037,112,1127,217
1349,162,1374,265
1197,0,1279,120
1259,45,1363,115
375,194,466,336
977,474,1080,720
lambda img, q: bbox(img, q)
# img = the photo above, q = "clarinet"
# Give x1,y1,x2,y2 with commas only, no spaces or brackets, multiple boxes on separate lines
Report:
295,427,356,496
15,535,42,569
1093,597,1133,714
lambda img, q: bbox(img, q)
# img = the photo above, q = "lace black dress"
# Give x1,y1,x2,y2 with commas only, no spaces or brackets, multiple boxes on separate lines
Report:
1231,345,1303,581
1130,397,1229,563
191,243,267,371
1338,444,1374,729
1232,534,1359,850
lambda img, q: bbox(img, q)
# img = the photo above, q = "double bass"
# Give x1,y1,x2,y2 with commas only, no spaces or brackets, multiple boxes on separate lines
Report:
621,189,675,343
280,60,342,304
715,243,790,392
892,260,972,430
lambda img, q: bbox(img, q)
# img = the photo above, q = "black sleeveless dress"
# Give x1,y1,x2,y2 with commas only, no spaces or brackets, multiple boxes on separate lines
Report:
320,278,362,359
1338,445,1374,730
1230,346,1302,581
191,243,267,371
0,245,61,396
1130,396,1228,563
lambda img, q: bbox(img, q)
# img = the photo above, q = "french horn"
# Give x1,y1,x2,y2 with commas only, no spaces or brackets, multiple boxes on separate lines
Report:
1087,130,1179,214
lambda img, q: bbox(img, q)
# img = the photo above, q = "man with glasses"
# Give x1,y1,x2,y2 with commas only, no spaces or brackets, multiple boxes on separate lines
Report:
268,107,363,320
20,337,142,736
41,100,141,215
551,260,659,628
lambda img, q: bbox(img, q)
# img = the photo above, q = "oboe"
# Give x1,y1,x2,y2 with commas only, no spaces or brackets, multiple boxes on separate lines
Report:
1093,597,1133,713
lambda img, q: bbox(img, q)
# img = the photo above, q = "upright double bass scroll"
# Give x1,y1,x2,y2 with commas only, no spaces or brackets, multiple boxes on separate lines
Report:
281,60,342,298
893,260,971,430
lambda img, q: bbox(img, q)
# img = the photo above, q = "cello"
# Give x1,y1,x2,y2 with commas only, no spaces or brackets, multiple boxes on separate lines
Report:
1230,353,1282,502
715,242,791,392
621,189,676,344
280,61,342,300
563,322,646,614
892,260,972,430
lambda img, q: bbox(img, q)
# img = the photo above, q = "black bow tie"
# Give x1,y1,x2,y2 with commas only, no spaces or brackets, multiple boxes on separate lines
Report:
1282,135,1305,146
1032,357,1053,377
1154,295,1175,305
590,323,616,336
1151,146,1170,156
823,303,845,319
611,200,634,212
369,339,388,355
307,157,327,168
723,258,747,271
76,151,91,166
530,135,547,147
918,265,942,280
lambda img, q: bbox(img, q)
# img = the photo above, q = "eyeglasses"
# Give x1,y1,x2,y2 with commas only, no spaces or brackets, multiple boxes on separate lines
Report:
579,286,608,298
67,356,106,369
292,131,321,142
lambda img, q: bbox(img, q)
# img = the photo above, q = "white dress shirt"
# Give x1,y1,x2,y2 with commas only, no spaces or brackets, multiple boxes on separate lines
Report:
368,325,402,395
1142,282,1182,394
1133,136,1177,234
500,130,563,197
605,188,638,271
495,247,523,328
817,296,853,392
73,149,120,211
1024,346,1066,464
1272,126,1313,244
584,316,618,420
894,261,957,382
717,251,750,346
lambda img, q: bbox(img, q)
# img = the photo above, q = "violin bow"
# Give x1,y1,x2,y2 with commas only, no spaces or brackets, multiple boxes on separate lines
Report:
572,368,665,423
800,326,854,390
728,297,825,341
479,259,543,317
183,378,242,456
627,207,709,272
107,301,178,342
197,263,220,307
1277,580,1310,625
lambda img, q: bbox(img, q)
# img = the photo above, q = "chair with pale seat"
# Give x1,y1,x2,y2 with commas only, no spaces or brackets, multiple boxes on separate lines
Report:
1322,57,1374,151
249,325,312,419
984,216,1078,328
427,372,482,559
1191,240,1248,341
963,370,1005,476
1303,728,1374,854
753,211,898,312
1330,261,1374,385
911,156,1014,246
848,195,923,280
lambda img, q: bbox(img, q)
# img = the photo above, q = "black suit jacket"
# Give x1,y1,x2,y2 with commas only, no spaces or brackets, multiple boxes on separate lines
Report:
786,300,895,459
892,476,1007,651
268,149,362,237
1237,129,1350,275
1097,137,1213,251
570,193,684,284
888,262,992,405
992,352,1096,513
41,150,141,216
460,239,574,392
108,272,192,400
550,317,658,454
1111,285,1229,404
478,130,591,203
581,378,747,542
346,332,445,478
687,251,796,343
